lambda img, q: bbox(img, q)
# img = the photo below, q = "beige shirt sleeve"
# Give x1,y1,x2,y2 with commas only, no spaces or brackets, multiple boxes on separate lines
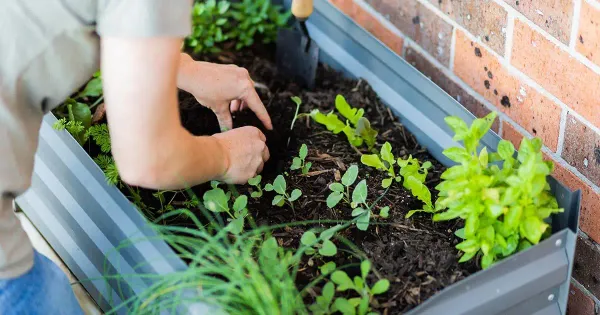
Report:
97,0,193,37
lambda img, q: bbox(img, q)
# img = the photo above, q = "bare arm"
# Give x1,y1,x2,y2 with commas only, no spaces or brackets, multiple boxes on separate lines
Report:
101,37,228,189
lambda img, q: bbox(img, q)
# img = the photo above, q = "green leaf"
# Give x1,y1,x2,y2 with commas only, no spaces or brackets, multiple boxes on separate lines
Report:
440,165,464,180
371,279,390,295
301,231,318,246
330,183,344,192
520,216,548,244
327,192,344,208
320,262,337,276
505,206,522,230
443,147,471,163
456,239,479,253
331,271,355,291
379,206,390,218
422,161,433,169
290,96,302,107
335,94,363,125
322,282,335,304
320,224,344,240
361,154,386,170
203,188,229,213
311,109,346,134
380,142,395,165
351,207,367,217
382,177,393,188
356,210,371,231
319,240,337,256
210,180,220,189
299,144,308,160
70,101,92,129
481,254,495,269
342,165,359,186
289,189,302,202
360,260,371,279
355,117,378,149
272,195,285,206
518,239,533,252
291,157,302,170
465,213,479,237
273,175,286,195
497,140,515,160
264,183,274,191
459,250,477,263
333,298,355,315
454,228,466,239
233,195,247,212
479,147,489,166
445,116,469,140
358,296,369,315
78,77,103,98
226,216,244,234
353,276,364,290
248,175,262,186
352,180,368,205
303,162,312,174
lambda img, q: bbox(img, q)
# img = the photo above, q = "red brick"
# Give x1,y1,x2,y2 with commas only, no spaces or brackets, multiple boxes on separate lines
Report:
577,0,600,67
329,0,404,56
573,235,600,304
404,46,499,133
503,0,574,44
567,283,596,315
562,114,600,187
551,157,600,244
364,0,453,66
502,120,525,148
454,30,562,151
511,19,600,129
427,0,508,55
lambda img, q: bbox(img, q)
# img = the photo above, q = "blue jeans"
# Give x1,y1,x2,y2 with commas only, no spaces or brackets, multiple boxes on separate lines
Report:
0,250,83,315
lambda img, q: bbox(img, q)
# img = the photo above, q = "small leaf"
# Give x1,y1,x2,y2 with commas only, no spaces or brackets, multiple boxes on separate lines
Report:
290,96,302,107
459,250,477,263
273,175,286,195
251,191,263,198
327,192,344,208
454,228,466,239
361,154,386,170
329,183,344,192
289,189,302,202
422,161,433,169
333,298,355,315
248,175,262,186
353,276,364,290
356,210,371,231
233,195,247,212
331,271,354,291
382,177,393,188
319,240,338,256
291,157,302,170
351,207,367,217
371,279,390,295
380,142,395,165
299,144,308,160
479,147,489,166
520,216,547,244
71,102,92,129
379,206,390,218
203,188,229,213
264,183,274,191
226,216,244,234
301,231,318,246
320,262,337,275
320,224,344,240
303,162,312,174
445,116,469,140
360,260,371,279
322,282,335,303
352,180,368,205
272,194,285,206
481,254,495,269
443,147,471,163
497,140,515,160
342,165,359,186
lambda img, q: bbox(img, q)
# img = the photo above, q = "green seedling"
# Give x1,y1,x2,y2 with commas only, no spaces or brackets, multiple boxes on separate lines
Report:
327,260,390,315
203,187,249,234
291,144,312,174
361,142,433,217
434,112,563,269
228,0,291,49
379,206,390,219
248,175,264,198
310,95,378,151
264,175,302,210
327,165,358,208
309,282,336,315
300,225,344,257
350,179,372,231
185,0,231,54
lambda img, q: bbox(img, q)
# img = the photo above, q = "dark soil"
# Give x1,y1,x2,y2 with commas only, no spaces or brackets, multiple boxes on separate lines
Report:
99,43,478,313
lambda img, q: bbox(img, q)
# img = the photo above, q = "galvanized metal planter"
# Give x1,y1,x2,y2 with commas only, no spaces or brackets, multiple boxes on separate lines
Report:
17,0,580,314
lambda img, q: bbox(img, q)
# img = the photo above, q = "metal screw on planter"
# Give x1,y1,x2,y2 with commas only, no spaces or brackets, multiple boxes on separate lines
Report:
548,294,555,301
555,239,562,247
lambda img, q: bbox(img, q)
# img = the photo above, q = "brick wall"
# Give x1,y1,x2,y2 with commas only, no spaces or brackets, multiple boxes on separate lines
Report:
328,0,600,313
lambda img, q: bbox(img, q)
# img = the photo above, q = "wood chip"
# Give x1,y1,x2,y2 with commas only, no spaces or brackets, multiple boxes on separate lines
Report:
91,103,105,124
300,169,334,177
334,169,342,181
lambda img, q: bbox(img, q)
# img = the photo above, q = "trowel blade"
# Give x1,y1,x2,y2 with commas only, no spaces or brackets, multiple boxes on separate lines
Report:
276,26,319,89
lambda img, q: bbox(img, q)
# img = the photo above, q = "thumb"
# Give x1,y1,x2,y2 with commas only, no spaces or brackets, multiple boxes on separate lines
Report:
214,107,233,132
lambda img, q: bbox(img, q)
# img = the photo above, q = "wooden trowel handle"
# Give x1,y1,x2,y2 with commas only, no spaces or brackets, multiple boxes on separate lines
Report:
291,0,313,20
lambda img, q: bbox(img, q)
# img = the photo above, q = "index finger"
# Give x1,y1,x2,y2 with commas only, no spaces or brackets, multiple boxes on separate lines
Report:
244,88,273,130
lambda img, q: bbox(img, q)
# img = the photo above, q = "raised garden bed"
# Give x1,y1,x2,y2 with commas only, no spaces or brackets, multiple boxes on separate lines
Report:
17,1,580,314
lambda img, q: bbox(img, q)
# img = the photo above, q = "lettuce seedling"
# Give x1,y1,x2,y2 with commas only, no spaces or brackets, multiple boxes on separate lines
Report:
434,112,563,269
361,142,433,217
185,0,231,54
248,175,264,198
203,187,249,234
327,165,359,208
328,260,390,315
265,175,302,210
310,95,378,151
291,144,312,174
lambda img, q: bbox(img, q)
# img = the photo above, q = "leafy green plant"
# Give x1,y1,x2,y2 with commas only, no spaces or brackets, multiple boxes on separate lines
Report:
327,165,358,208
228,0,291,49
300,227,340,258
203,185,249,234
433,112,563,269
248,175,264,198
83,123,121,186
291,144,312,174
323,260,389,315
310,95,378,151
186,0,231,54
361,142,433,217
265,175,302,210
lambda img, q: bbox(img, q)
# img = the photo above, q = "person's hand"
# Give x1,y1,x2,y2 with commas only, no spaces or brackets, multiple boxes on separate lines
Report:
177,53,273,131
212,126,270,184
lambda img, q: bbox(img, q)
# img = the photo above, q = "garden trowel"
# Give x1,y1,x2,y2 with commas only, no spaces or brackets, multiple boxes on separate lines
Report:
276,0,319,89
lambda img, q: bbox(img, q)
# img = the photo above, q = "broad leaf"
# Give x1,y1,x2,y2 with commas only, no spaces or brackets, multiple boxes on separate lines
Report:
264,183,274,192
445,116,469,140
226,216,244,234
371,279,390,295
291,157,302,170
203,188,229,213
248,175,262,186
289,189,302,202
320,262,337,276
311,109,346,134
301,231,317,246
333,298,355,315
331,271,354,291
361,154,386,170
351,207,367,217
272,194,285,206
299,144,308,159
330,183,345,192
335,94,364,125
273,175,286,195
443,147,471,164
360,260,371,279
520,216,547,244
382,177,393,188
233,195,247,212
319,240,337,256
352,180,368,205
459,250,477,263
327,192,344,208
379,206,390,218
356,210,371,231
342,165,359,186
497,140,515,160
380,142,394,165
